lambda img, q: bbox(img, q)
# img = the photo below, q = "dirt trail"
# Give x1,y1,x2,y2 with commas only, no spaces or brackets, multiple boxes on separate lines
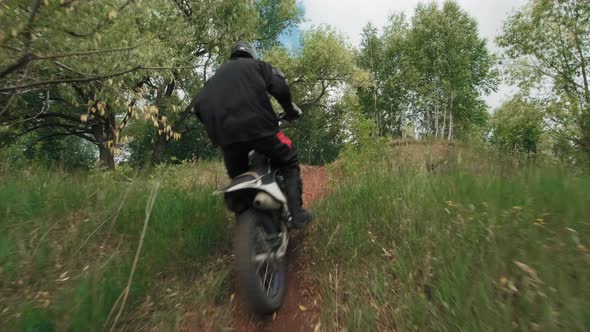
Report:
233,165,329,332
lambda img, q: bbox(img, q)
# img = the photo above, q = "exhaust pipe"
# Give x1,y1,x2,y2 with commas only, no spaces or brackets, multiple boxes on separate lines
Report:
253,192,281,211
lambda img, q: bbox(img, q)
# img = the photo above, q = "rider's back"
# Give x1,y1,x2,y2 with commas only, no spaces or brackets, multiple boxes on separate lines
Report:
196,58,281,146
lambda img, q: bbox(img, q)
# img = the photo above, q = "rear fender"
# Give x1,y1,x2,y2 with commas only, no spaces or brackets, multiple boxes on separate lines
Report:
216,171,288,215
214,175,262,195
258,182,287,205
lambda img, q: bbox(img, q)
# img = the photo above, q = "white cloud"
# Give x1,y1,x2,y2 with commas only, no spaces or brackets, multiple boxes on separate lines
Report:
300,0,528,109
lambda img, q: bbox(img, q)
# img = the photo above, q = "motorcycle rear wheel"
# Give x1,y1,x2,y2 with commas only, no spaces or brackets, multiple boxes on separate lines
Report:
234,209,287,314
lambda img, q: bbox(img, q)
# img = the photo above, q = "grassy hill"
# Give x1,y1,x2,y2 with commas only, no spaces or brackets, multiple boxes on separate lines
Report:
310,142,590,331
1,143,589,331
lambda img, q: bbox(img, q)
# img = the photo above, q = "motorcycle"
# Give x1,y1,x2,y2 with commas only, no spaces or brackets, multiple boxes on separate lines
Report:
216,106,301,314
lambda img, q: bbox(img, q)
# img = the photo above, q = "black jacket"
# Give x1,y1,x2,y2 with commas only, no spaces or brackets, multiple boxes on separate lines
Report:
191,57,297,146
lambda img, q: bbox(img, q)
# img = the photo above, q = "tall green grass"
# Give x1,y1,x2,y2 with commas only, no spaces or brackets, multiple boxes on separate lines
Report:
0,163,233,331
313,143,590,331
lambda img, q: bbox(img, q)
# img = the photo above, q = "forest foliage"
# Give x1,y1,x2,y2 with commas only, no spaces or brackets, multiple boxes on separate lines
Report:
1,0,589,168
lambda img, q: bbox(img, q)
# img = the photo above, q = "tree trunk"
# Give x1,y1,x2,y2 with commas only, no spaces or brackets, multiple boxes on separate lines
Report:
98,143,115,170
401,107,406,140
151,133,167,165
441,109,447,139
93,122,115,170
426,109,432,137
573,19,589,106
448,111,453,141
149,80,176,165
447,94,454,141
374,87,380,135
579,105,590,155
434,104,439,138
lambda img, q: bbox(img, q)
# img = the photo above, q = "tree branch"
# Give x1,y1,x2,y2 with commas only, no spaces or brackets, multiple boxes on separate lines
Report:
299,81,328,108
1,63,203,94
59,0,79,7
117,101,135,132
1,88,50,127
33,112,85,123
0,0,42,79
1,123,94,149
0,94,16,117
173,95,199,131
24,131,97,150
35,46,138,60
53,60,91,78
2,121,87,143
0,66,142,93
64,0,135,38
173,0,192,18
0,54,34,80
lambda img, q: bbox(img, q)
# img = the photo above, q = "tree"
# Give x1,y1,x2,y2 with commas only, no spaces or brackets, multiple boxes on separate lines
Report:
126,114,219,167
357,23,387,135
491,97,544,154
1,0,197,168
406,1,497,139
355,1,497,141
497,0,590,159
0,131,96,170
1,0,302,168
264,26,366,164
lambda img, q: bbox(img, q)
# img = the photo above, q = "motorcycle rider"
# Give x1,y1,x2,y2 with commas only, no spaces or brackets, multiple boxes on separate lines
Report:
188,41,314,229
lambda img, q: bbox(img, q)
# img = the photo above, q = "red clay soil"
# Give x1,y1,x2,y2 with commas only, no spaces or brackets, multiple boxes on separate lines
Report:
233,165,329,332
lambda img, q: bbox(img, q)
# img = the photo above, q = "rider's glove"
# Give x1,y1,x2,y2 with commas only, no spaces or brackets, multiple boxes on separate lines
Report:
284,102,302,121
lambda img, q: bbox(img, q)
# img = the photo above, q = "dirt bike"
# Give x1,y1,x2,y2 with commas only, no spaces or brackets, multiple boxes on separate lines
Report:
216,107,301,314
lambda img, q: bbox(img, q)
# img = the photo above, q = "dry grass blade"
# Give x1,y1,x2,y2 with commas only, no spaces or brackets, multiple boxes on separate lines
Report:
324,224,341,255
103,289,125,331
108,181,160,332
514,260,542,285
96,236,124,271
76,186,133,255
31,219,61,258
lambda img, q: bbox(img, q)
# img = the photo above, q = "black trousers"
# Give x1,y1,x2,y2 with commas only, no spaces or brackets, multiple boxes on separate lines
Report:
222,133,303,213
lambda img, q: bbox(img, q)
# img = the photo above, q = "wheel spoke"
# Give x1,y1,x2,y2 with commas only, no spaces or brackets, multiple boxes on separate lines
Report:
256,229,270,251
253,253,271,263
266,270,276,295
254,228,269,272
261,256,270,293
251,224,280,298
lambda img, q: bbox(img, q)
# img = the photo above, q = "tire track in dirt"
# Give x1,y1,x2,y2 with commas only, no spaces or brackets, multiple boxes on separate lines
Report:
233,165,329,332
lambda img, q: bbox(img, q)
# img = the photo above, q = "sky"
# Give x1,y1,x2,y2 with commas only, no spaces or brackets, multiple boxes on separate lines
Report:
281,0,529,110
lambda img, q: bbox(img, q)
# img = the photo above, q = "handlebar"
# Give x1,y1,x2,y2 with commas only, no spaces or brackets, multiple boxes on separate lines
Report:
278,102,302,122
292,102,303,117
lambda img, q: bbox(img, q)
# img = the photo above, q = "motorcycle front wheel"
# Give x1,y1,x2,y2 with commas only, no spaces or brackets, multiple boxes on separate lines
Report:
234,209,287,314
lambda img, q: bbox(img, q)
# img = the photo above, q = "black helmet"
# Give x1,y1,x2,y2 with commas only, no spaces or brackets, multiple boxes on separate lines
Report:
230,41,258,60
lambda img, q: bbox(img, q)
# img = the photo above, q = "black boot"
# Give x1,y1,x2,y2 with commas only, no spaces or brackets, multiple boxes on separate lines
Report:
291,208,315,229
282,169,314,229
